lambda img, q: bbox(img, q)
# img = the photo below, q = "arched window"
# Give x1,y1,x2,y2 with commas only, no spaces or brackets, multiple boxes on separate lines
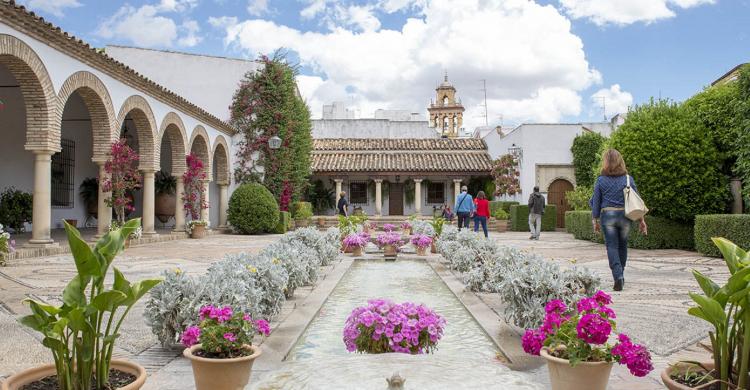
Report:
442,96,449,105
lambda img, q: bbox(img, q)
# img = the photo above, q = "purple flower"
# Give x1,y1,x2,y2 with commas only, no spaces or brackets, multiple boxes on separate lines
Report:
181,326,201,347
576,313,611,344
383,224,396,232
521,329,545,356
243,313,252,322
376,232,403,247
255,319,271,336
223,332,236,342
343,233,369,248
544,299,566,315
576,297,599,313
410,234,433,249
400,221,412,230
199,305,214,320
612,333,653,377
593,290,612,306
212,306,233,323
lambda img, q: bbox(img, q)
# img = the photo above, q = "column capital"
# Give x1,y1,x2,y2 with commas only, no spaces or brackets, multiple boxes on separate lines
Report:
373,178,383,184
29,149,56,156
452,178,463,184
334,178,344,184
142,169,156,175
217,181,230,187
413,179,423,184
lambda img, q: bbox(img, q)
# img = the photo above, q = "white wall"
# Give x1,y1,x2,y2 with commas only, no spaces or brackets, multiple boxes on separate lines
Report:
312,119,440,139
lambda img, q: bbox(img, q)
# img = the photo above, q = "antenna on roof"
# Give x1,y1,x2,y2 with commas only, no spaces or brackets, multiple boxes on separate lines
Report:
595,96,606,121
479,79,488,126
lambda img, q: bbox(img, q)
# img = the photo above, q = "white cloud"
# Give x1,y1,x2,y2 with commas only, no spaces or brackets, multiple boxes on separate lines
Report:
559,0,715,26
21,0,82,18
590,84,633,119
219,0,603,127
300,0,330,19
96,1,203,48
247,0,270,16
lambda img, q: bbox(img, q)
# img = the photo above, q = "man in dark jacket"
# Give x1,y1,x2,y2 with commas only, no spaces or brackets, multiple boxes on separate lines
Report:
528,186,545,240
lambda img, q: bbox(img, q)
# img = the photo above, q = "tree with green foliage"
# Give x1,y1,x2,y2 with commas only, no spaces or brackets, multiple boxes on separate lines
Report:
610,99,729,222
734,64,750,208
230,51,313,211
571,131,606,188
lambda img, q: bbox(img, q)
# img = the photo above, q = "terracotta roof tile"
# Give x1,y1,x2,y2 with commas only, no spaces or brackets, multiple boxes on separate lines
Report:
312,138,487,151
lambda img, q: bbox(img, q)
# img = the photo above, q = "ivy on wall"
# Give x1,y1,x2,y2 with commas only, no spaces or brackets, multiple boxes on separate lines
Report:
571,131,606,188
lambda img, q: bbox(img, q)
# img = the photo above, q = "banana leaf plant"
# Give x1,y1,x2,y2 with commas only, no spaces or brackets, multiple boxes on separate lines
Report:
18,219,162,390
688,237,750,390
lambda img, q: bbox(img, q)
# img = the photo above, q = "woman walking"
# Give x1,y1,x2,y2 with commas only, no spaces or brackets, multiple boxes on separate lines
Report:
473,191,490,238
591,149,648,291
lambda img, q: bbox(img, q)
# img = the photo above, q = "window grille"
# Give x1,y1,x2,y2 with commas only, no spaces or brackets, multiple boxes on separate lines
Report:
349,182,368,204
427,182,445,204
52,138,75,208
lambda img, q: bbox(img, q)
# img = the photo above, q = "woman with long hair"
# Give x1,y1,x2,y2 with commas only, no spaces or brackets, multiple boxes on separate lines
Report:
591,149,648,291
473,191,490,238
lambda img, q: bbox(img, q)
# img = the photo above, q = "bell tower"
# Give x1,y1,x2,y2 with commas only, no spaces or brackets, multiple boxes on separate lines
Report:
428,72,465,138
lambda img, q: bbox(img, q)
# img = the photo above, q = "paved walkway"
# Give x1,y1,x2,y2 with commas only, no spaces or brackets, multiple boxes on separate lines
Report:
0,231,724,389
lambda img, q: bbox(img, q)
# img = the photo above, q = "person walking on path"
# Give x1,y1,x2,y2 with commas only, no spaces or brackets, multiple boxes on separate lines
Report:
473,191,490,238
528,186,545,240
591,149,648,292
337,191,350,217
454,186,474,230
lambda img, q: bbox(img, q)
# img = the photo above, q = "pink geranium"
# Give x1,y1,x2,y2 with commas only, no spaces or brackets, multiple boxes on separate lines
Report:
182,305,270,358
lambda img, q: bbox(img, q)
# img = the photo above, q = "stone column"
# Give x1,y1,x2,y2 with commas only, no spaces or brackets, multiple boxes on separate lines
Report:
374,179,383,216
453,179,462,203
201,181,210,227
335,179,343,202
218,183,229,228
96,163,112,237
141,170,156,235
26,151,55,246
414,179,422,215
173,176,186,232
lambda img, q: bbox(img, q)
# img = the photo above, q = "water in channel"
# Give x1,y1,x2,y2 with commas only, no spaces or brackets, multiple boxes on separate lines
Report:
252,259,542,389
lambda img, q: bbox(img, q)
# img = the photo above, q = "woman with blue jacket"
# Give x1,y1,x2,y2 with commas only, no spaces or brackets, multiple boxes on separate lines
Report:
590,149,648,291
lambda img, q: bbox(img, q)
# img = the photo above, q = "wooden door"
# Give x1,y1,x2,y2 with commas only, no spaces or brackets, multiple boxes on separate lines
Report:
547,179,574,228
389,183,404,215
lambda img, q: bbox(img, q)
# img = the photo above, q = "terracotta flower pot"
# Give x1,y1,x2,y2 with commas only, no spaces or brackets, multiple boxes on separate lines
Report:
661,361,717,390
352,246,363,257
431,241,438,253
155,193,176,223
383,244,397,257
1,359,147,390
191,224,207,239
496,220,509,232
295,219,310,228
183,344,262,390
416,246,427,256
540,349,613,390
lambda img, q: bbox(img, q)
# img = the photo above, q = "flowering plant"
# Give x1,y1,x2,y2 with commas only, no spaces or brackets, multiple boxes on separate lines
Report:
182,154,208,223
102,139,141,224
400,221,411,230
410,234,433,249
181,305,270,358
186,220,208,234
343,232,369,249
343,299,446,354
376,232,403,247
367,222,377,230
522,291,653,377
383,223,396,232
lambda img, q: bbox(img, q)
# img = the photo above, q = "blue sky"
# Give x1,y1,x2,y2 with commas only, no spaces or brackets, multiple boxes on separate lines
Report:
19,0,750,128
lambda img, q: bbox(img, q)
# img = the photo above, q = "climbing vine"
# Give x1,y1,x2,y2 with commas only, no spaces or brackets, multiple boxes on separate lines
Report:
492,154,521,197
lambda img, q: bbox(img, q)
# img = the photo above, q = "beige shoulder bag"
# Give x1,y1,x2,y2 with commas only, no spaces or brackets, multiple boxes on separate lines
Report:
624,175,648,221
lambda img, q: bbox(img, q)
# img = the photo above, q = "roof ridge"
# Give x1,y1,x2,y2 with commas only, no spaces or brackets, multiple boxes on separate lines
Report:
105,44,255,63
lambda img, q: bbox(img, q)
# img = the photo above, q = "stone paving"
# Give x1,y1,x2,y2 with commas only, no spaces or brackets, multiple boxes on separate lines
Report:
0,230,726,389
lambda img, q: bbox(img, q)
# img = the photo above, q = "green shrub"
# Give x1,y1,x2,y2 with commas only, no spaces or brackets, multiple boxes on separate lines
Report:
291,201,313,220
228,183,280,234
489,201,519,215
493,208,509,220
509,204,557,232
694,214,750,257
0,187,33,232
274,211,291,234
571,132,607,188
565,186,593,211
565,210,694,250
610,99,729,222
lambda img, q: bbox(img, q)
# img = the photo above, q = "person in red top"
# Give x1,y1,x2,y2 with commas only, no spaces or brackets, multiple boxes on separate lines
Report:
473,191,490,238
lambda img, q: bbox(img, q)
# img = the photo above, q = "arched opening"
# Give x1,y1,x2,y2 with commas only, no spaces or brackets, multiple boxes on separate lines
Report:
189,127,211,226
157,122,187,229
442,95,449,105
118,102,156,234
211,139,230,228
548,178,574,228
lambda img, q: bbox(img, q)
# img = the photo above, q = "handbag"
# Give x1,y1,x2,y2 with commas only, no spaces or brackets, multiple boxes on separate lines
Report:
624,175,648,221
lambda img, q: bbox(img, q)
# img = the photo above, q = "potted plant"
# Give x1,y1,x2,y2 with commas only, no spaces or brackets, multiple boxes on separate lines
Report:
429,217,446,253
182,154,208,238
493,208,510,232
343,298,445,354
181,305,270,390
4,219,162,390
155,171,177,223
102,139,141,226
662,237,750,390
292,202,313,228
411,234,433,256
400,221,412,236
383,223,397,233
522,291,653,390
79,177,99,216
343,232,369,257
377,232,403,258
1,223,15,265
0,187,33,233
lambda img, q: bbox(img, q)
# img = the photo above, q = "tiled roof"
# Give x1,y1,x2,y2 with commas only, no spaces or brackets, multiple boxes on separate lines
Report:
311,138,492,173
0,0,235,135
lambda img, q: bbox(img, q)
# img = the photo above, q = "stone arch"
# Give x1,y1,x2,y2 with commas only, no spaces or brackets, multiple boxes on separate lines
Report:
0,34,58,152
56,71,117,162
158,112,188,175
189,125,212,181
212,135,230,185
117,95,158,171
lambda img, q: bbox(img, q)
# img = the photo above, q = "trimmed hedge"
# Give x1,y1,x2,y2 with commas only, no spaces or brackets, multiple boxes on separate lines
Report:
274,211,291,234
509,204,557,232
490,201,520,217
228,183,280,234
291,201,313,220
694,214,750,257
565,211,695,250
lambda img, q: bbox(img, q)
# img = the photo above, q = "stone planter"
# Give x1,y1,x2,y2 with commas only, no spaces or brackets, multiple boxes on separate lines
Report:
661,361,718,390
1,359,147,390
295,218,310,228
383,244,397,257
496,220,509,233
540,349,613,390
191,224,207,239
416,246,427,256
155,192,176,223
183,344,262,390
352,246,363,257
431,241,438,254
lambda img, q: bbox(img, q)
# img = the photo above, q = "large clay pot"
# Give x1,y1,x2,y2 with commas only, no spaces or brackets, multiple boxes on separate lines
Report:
1,359,147,390
191,224,207,239
383,244,397,257
184,344,261,390
295,218,310,228
431,242,438,254
540,349,613,390
317,217,326,228
155,193,176,223
352,246,363,257
661,361,717,390
416,246,427,256
496,220,509,233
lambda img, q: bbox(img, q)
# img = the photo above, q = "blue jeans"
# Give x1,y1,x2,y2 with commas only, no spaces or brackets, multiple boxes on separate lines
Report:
601,210,631,281
473,216,488,238
457,212,471,230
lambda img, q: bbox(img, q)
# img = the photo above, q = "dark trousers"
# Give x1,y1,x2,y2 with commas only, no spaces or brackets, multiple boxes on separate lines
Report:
601,210,631,281
457,212,471,230
473,216,488,238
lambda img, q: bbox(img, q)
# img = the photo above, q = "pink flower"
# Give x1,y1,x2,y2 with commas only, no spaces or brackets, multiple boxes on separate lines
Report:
544,299,566,315
181,326,201,347
199,305,214,320
612,333,653,377
223,332,236,342
576,313,611,344
243,313,252,322
576,297,599,313
593,290,612,306
521,329,545,355
255,319,271,336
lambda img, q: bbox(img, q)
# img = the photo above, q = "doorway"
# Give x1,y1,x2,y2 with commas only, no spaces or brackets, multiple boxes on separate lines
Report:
389,183,404,215
547,179,574,228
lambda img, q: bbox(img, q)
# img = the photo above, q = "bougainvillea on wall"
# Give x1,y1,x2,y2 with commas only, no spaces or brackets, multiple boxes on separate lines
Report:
492,154,521,197
102,139,141,224
182,153,208,221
